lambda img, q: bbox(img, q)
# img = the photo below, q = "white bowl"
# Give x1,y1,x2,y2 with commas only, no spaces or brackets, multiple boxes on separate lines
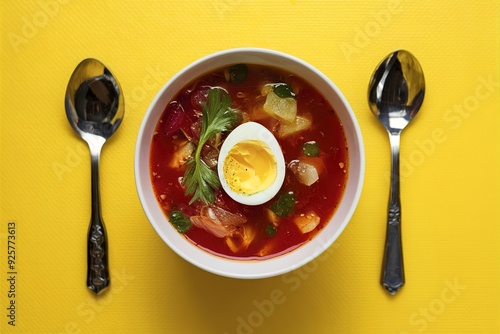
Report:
135,48,364,279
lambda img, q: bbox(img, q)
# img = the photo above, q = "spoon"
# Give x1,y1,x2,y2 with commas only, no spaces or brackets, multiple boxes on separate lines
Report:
368,50,425,295
65,58,124,294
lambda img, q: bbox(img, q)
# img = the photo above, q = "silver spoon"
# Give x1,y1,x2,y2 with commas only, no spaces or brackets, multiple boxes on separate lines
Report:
368,50,425,295
65,58,124,294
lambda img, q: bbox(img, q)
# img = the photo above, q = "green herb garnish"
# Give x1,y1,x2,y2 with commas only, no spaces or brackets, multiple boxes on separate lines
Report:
169,210,191,233
273,84,295,98
302,141,320,157
183,88,240,205
227,64,248,83
266,224,277,238
270,191,296,217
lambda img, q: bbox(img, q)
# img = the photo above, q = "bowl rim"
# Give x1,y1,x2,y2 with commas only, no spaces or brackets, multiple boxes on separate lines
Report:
135,47,365,279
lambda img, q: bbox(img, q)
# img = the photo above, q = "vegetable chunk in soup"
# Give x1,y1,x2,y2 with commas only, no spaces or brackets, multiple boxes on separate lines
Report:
150,64,348,260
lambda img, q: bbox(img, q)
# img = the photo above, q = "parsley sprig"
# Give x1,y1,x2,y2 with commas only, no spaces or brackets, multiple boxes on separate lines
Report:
183,88,239,205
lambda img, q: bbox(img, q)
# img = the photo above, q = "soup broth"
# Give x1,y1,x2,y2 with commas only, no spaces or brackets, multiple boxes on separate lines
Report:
150,64,348,260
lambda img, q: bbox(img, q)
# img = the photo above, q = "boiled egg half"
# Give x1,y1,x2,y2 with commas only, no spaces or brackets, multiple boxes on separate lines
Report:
218,122,285,206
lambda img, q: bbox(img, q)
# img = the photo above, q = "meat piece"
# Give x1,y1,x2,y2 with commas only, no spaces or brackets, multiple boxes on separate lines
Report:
190,206,247,238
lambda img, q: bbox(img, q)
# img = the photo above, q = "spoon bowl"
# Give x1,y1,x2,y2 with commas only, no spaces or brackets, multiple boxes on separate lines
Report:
65,58,124,139
369,50,425,133
368,50,425,295
65,58,124,294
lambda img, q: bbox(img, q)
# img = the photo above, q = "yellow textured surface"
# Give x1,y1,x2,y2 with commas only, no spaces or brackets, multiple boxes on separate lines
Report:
1,1,499,333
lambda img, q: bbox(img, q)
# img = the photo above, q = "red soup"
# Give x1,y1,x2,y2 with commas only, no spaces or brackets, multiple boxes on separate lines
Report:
150,63,348,260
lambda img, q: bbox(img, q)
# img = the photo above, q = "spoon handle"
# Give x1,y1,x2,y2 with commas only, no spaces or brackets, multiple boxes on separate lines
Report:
381,133,405,295
87,148,110,294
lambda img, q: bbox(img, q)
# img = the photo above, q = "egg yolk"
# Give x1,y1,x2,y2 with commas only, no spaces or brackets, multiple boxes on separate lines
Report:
223,140,277,195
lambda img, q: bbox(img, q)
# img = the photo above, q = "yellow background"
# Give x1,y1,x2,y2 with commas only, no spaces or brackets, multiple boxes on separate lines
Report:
1,1,499,333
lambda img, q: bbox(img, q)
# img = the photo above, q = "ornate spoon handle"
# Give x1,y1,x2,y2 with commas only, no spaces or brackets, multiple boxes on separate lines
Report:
87,221,109,293
381,133,405,295
87,145,109,294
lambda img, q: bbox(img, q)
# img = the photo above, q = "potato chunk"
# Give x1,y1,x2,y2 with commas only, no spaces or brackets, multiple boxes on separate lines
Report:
169,139,195,168
226,225,257,253
294,211,321,234
263,90,297,123
277,115,312,138
288,159,319,186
